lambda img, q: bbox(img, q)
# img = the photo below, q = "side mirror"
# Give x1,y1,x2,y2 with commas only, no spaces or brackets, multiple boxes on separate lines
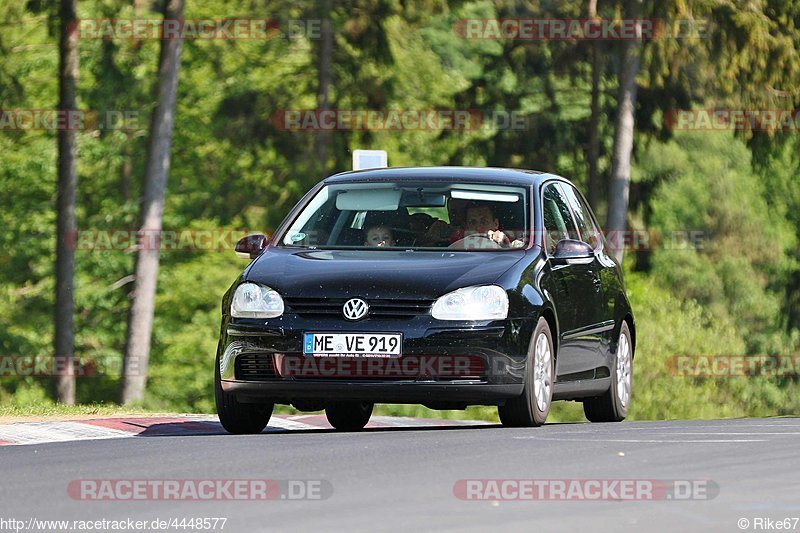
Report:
235,234,268,259
553,239,593,260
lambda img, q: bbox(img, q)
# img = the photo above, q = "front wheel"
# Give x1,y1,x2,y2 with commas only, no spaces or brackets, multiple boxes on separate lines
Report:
325,401,373,431
498,317,554,427
215,355,273,434
584,321,633,422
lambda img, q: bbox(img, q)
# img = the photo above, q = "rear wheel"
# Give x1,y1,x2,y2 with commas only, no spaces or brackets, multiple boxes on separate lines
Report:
584,321,632,422
215,355,273,434
325,401,373,431
498,317,554,427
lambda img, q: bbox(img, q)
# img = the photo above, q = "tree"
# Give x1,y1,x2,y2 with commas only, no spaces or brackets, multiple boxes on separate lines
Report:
54,0,79,405
121,0,151,201
586,0,604,211
121,0,185,404
606,0,643,263
314,0,334,175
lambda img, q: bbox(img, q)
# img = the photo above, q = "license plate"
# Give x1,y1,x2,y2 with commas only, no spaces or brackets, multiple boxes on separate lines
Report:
303,333,402,357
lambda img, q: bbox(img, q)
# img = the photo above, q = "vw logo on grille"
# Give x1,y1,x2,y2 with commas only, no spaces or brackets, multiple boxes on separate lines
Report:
343,298,369,320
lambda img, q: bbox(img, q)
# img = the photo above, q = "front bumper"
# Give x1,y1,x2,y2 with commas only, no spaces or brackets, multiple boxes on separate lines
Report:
218,314,534,406
222,380,523,405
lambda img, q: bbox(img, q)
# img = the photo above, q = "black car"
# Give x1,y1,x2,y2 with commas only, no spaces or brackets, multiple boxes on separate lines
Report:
215,167,635,432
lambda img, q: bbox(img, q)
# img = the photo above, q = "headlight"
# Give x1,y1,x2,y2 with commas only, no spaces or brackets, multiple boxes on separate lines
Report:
431,285,508,321
230,282,284,318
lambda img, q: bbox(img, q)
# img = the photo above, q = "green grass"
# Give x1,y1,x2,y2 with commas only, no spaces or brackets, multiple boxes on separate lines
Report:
0,402,157,419
0,394,587,423
2,378,588,422
0,400,581,422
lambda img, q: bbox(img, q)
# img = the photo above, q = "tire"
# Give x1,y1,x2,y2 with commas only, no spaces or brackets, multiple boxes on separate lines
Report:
215,354,273,434
498,317,554,427
584,321,633,423
325,401,373,431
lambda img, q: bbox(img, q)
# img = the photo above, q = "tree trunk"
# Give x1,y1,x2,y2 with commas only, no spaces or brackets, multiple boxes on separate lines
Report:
606,0,643,264
120,0,149,201
586,0,602,211
121,0,184,404
314,0,333,175
54,0,79,405
121,132,133,201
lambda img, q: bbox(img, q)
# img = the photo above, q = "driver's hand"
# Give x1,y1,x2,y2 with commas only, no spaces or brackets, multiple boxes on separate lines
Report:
487,230,511,246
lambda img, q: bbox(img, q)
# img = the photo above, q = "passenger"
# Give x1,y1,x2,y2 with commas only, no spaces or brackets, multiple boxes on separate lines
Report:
364,224,396,247
419,198,469,246
408,212,435,234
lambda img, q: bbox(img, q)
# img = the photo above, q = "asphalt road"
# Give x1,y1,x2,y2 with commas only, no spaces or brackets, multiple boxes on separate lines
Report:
2,417,799,533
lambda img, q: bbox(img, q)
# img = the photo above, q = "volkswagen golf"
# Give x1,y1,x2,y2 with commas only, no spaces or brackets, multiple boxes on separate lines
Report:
215,167,635,432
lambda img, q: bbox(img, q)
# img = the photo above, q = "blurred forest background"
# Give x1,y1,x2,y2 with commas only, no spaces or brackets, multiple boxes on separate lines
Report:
1,0,800,421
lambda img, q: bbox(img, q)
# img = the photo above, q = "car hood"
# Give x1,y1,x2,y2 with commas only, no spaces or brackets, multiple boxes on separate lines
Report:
246,248,526,299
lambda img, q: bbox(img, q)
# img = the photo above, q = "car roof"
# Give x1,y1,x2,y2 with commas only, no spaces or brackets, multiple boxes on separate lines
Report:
324,166,565,187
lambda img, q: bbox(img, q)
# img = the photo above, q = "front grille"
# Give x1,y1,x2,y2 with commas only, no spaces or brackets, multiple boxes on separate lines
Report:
235,352,276,380
284,297,433,319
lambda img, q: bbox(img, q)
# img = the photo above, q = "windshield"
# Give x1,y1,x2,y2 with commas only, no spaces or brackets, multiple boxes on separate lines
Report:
278,181,529,251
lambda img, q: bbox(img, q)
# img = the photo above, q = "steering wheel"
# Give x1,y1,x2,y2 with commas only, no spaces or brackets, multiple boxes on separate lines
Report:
448,233,502,250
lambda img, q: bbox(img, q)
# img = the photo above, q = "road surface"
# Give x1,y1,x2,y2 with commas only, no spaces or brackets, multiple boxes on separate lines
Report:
1,416,798,532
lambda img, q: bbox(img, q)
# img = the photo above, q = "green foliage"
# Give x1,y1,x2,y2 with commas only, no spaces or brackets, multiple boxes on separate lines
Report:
639,132,797,354
625,272,800,419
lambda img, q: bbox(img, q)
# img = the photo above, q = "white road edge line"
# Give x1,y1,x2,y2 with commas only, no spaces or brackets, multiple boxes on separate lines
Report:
513,437,767,443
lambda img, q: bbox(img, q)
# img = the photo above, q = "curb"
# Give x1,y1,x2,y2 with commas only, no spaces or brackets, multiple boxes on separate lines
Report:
0,415,489,446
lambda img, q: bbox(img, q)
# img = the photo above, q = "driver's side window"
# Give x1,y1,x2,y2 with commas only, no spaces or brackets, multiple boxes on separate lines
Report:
542,183,578,255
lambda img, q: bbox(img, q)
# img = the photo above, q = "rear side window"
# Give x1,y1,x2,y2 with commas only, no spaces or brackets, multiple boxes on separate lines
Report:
542,183,579,254
559,183,600,249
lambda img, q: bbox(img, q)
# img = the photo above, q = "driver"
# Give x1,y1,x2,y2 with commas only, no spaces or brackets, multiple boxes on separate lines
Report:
464,204,524,248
